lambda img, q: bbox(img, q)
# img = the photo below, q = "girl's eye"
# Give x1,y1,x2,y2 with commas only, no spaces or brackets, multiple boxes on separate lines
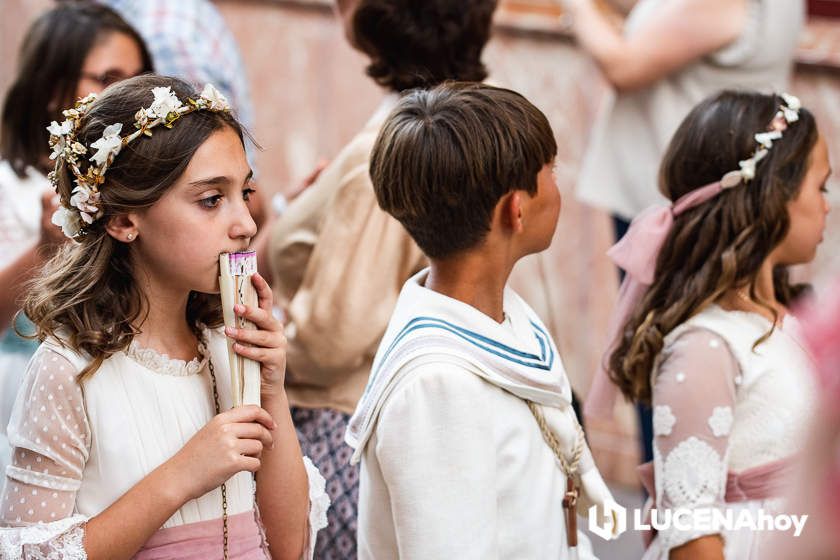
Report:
199,194,223,209
243,187,256,201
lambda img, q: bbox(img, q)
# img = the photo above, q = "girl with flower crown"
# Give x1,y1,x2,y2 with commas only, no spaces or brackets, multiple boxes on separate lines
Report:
0,74,329,559
590,90,831,559
0,1,153,476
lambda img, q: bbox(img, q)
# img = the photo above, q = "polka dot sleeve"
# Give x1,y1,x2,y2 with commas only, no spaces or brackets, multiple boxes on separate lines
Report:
0,345,91,527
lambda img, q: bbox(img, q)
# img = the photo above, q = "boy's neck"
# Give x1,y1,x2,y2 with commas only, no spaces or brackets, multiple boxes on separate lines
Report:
424,251,513,324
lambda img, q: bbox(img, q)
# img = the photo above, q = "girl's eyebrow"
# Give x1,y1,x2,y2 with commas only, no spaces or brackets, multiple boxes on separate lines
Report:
188,170,254,190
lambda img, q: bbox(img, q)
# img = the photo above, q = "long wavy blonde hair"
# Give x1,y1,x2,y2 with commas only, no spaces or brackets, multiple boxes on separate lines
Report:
23,75,248,380
608,91,817,405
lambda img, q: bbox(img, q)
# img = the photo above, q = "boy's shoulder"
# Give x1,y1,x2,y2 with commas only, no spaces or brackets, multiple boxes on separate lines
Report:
380,354,499,414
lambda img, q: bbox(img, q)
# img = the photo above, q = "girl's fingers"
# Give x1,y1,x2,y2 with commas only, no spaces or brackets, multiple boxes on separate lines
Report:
225,325,281,349
232,342,279,365
238,456,261,473
234,302,279,332
231,422,274,448
250,272,274,312
238,438,264,458
220,404,277,430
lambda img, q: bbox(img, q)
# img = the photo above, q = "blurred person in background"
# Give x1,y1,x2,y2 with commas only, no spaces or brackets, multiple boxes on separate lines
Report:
562,0,806,467
97,0,269,226
0,0,152,474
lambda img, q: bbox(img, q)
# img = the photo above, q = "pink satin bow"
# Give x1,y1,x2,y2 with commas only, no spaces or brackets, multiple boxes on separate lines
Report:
584,181,725,420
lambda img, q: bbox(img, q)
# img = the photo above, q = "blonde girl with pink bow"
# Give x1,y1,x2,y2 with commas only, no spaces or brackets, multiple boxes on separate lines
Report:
588,90,831,559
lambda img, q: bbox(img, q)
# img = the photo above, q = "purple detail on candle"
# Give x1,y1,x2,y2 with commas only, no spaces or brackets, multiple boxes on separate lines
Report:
229,250,257,276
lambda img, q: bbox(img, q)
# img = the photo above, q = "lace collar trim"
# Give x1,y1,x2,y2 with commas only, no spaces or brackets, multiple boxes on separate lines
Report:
125,338,208,377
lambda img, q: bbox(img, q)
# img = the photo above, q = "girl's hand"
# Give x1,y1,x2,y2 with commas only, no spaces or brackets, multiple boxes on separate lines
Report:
170,405,276,501
224,272,288,397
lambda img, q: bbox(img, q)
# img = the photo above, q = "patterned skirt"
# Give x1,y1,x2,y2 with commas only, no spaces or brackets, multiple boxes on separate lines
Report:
291,407,358,560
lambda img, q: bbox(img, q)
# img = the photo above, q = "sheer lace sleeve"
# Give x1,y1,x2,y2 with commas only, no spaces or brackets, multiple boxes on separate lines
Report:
0,344,91,557
651,328,739,552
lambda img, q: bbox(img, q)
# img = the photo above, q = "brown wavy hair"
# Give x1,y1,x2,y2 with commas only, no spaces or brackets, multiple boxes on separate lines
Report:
608,90,817,404
1,2,152,178
22,75,248,379
351,0,496,92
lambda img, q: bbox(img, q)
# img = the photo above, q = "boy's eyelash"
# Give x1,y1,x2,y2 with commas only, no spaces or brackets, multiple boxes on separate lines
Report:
243,187,256,201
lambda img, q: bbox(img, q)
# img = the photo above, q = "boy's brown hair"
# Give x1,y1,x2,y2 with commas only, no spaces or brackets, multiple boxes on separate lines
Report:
370,82,556,259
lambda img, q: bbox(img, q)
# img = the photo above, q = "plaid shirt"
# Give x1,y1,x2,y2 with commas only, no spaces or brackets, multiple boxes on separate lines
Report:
100,0,255,136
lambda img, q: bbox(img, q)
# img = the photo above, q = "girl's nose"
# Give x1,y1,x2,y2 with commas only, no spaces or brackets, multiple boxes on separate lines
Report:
231,202,258,240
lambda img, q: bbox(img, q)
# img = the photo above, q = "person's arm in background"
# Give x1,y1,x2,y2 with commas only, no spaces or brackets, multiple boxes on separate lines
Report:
602,0,637,16
253,160,328,285
0,193,62,331
560,0,748,92
281,168,424,387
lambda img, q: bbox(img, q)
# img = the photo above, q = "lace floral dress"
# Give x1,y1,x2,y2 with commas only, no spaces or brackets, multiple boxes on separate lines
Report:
0,327,330,559
641,304,816,559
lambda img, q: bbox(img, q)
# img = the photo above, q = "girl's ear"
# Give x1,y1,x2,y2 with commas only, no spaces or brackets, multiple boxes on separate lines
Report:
105,213,140,243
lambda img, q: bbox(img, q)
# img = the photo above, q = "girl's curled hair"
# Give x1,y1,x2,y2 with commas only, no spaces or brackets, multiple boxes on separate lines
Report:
608,90,817,404
23,75,249,380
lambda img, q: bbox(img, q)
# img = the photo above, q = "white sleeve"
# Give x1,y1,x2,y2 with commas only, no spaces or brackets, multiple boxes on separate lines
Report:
300,456,329,560
652,328,738,552
373,364,499,560
0,345,90,558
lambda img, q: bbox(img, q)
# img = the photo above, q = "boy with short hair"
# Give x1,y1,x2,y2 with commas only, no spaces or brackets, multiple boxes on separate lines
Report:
346,82,621,559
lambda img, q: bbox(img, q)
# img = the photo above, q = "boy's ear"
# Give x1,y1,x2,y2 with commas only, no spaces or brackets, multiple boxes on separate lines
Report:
505,191,525,235
105,213,140,243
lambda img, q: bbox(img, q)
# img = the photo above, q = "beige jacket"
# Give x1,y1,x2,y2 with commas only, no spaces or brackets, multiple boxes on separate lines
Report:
269,97,426,413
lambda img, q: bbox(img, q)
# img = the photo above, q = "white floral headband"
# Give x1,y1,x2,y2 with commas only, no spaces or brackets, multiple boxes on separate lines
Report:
719,93,801,189
47,84,232,239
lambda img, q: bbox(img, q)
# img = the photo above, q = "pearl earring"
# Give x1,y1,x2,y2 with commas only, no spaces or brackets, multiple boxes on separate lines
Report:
126,233,134,241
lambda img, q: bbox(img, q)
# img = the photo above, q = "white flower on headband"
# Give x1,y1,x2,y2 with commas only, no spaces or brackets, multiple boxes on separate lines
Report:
47,120,73,160
147,86,183,119
69,181,102,224
49,83,231,239
739,149,768,180
90,123,124,166
754,130,783,149
781,93,801,112
77,92,97,106
778,105,799,124
51,205,82,238
719,93,802,188
200,84,230,111
47,120,72,137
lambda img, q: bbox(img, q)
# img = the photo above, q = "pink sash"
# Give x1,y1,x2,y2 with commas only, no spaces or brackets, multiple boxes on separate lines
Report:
637,457,794,547
134,510,267,559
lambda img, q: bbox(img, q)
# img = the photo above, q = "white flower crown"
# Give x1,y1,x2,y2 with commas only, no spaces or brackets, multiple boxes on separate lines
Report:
719,93,802,189
47,84,232,239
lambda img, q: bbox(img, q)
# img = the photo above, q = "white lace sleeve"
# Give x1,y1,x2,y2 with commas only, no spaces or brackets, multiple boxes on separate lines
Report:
652,328,739,552
0,514,87,559
300,456,329,560
0,345,90,558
